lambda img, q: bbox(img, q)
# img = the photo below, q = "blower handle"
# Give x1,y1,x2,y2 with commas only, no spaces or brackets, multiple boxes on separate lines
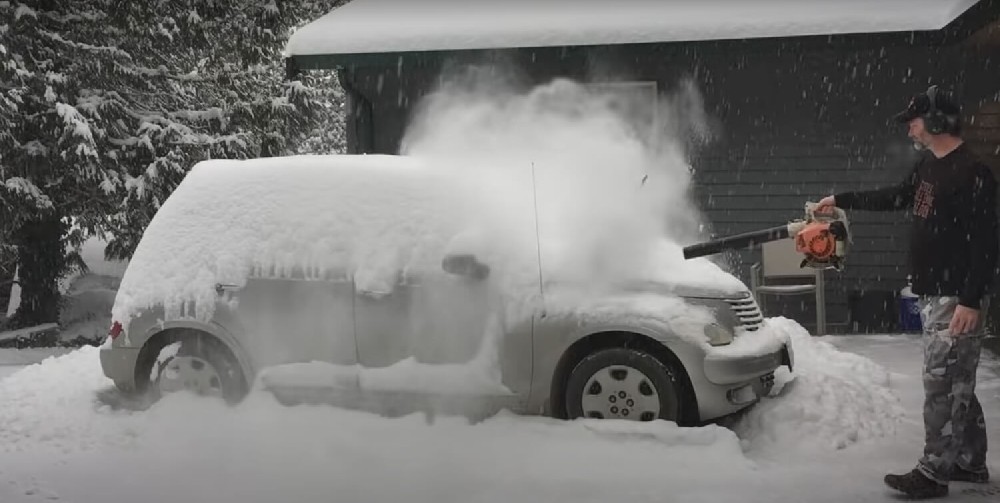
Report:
683,225,791,259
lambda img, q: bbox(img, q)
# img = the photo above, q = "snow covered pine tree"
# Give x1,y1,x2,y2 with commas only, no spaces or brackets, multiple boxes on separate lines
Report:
0,0,346,330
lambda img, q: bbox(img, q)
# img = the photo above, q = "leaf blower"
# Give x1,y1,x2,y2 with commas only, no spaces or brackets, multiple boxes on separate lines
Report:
682,202,852,270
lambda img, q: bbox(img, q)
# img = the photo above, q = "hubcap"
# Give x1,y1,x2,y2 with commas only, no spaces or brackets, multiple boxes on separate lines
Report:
580,365,659,421
156,356,224,398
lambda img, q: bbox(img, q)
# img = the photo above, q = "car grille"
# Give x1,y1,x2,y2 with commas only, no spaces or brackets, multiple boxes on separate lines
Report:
726,295,764,331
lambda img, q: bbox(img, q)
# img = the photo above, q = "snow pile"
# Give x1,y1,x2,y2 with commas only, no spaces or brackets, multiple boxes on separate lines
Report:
129,396,753,503
0,347,73,367
0,346,758,502
734,318,905,453
0,347,126,454
286,0,977,55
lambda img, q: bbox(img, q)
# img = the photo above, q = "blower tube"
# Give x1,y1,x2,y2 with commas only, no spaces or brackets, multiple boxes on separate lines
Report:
683,225,790,259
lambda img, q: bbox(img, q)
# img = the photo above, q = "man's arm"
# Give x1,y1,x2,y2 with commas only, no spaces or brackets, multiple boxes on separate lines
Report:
959,163,999,309
833,164,919,211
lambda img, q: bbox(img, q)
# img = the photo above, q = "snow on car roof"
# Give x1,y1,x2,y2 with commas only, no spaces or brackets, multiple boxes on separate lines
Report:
111,154,468,325
285,0,979,57
110,151,748,329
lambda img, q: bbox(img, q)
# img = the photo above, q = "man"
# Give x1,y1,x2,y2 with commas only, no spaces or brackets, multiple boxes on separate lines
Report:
816,85,997,499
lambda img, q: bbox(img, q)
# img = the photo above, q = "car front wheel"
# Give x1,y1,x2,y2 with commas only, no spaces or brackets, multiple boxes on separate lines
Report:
564,347,682,422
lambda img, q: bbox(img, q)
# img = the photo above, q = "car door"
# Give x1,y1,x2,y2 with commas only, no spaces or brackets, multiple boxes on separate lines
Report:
352,271,415,369
352,261,514,395
233,272,357,370
354,268,493,367
403,270,494,365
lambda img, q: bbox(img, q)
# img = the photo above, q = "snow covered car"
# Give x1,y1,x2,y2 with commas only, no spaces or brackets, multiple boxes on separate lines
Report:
100,154,793,424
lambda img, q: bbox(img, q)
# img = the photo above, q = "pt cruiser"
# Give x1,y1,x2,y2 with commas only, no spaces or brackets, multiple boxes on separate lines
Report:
100,155,793,425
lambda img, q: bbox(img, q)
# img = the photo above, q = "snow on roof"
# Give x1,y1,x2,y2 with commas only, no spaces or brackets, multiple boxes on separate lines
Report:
285,0,980,57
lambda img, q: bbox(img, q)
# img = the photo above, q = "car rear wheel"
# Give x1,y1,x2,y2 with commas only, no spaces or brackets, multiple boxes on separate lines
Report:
564,347,682,422
156,353,225,398
141,333,248,405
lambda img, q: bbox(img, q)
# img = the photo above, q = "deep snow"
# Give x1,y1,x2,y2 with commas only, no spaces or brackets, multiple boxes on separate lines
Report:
1,323,998,502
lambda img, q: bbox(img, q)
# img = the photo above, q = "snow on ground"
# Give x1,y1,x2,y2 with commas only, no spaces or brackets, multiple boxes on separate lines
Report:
0,346,71,381
1,320,997,503
731,318,905,453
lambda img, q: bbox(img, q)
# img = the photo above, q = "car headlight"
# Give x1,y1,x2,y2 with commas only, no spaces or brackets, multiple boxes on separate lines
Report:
704,323,734,346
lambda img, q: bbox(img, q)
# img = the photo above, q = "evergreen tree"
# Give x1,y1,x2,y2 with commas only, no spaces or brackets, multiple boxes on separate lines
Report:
0,0,347,329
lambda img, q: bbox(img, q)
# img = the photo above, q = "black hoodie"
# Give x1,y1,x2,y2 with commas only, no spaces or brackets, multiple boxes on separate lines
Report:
835,143,999,309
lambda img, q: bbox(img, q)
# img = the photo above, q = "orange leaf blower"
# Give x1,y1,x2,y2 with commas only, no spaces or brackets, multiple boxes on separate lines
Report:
682,203,851,270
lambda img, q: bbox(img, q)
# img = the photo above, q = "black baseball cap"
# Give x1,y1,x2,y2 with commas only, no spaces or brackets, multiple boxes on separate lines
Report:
893,86,961,123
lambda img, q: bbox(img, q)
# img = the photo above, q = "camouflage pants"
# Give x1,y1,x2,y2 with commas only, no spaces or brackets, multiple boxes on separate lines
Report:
916,295,989,484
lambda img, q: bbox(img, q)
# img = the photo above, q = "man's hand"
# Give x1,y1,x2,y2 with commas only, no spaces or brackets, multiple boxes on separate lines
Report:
949,304,980,336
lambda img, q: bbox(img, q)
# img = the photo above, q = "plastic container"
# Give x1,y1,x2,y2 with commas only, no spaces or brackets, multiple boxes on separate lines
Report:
898,275,923,332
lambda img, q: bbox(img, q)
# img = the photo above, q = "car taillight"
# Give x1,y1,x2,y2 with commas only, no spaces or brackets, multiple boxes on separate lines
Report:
109,321,123,339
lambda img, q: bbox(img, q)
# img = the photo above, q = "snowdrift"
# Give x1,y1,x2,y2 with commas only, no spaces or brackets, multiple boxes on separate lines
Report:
1,317,901,458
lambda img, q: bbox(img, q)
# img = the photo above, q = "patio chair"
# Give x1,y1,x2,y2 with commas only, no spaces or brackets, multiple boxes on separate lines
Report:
750,239,827,335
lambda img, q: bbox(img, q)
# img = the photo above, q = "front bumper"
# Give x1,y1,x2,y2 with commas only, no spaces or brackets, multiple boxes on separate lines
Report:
693,343,793,420
702,344,793,385
100,345,141,391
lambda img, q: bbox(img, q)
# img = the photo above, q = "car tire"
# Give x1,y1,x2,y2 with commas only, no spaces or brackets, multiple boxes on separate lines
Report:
142,333,249,406
564,347,682,422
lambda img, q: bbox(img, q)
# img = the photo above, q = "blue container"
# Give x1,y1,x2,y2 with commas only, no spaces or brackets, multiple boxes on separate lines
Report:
898,278,923,332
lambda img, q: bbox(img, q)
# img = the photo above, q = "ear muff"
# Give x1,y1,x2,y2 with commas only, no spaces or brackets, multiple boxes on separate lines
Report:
924,85,946,134
923,85,958,135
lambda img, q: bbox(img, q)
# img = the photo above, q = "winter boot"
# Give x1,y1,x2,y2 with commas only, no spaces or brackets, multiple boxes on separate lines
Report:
951,465,989,483
884,469,948,499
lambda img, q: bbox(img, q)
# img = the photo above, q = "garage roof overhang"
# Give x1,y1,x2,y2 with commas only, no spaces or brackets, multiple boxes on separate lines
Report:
284,0,995,73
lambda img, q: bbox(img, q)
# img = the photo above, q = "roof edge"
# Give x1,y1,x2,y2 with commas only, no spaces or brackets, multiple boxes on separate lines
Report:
285,0,999,71
285,30,939,71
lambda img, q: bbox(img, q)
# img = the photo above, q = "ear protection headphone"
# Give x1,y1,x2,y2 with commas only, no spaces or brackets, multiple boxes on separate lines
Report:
923,85,958,135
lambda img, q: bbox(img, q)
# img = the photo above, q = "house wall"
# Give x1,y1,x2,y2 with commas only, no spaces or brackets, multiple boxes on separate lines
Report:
335,16,1000,334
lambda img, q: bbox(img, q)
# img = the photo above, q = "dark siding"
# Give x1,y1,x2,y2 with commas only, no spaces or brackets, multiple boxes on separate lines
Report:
338,10,1000,334
675,41,965,333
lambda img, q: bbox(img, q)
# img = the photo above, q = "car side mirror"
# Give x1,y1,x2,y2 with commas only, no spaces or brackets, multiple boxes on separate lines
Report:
442,254,490,280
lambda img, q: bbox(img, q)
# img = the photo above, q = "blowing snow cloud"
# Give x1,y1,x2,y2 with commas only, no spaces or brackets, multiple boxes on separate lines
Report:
400,69,717,289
